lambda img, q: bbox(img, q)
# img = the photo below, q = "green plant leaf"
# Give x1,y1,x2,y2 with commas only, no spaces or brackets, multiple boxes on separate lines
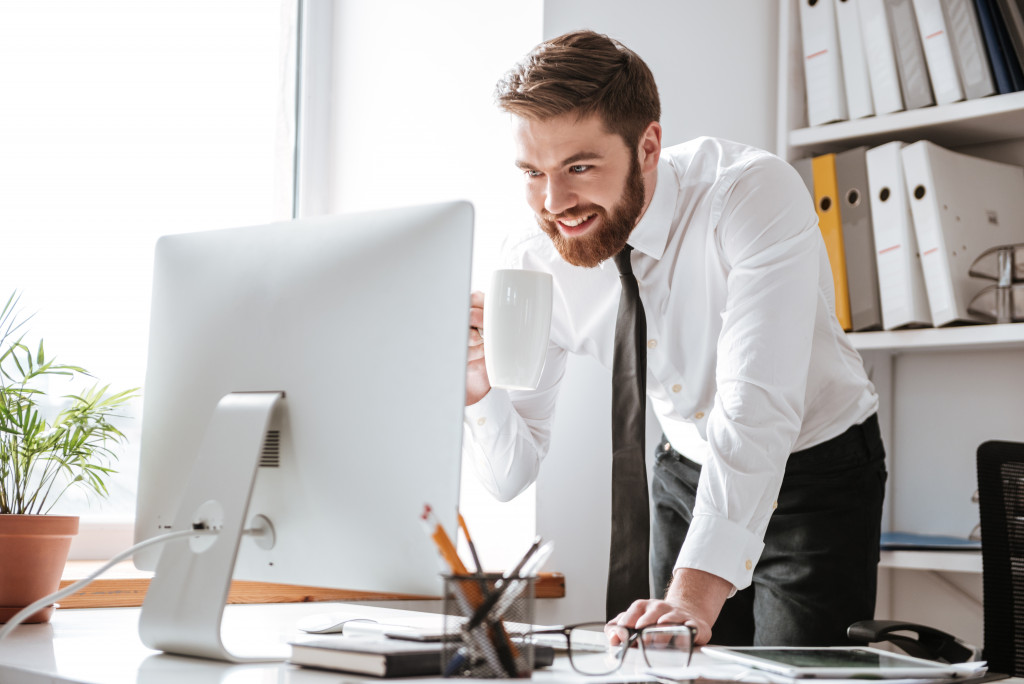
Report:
0,290,137,514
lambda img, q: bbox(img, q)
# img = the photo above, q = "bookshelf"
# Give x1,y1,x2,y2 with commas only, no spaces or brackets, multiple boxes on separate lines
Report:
849,321,1024,352
777,0,1024,643
790,90,1024,154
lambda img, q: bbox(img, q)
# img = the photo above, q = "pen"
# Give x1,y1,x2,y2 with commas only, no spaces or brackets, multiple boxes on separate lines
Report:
508,536,543,577
461,539,551,677
465,538,550,632
490,540,554,623
458,511,484,574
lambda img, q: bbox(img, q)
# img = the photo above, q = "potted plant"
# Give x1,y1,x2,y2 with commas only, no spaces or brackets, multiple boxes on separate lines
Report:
0,292,137,623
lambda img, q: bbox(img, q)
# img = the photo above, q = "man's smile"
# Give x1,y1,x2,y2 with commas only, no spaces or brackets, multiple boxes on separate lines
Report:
556,212,598,236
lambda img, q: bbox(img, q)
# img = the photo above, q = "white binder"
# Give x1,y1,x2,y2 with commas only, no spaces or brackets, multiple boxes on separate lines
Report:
913,0,968,103
800,0,849,125
858,0,906,113
888,0,938,109
901,141,1024,326
942,0,998,99
835,0,876,118
865,142,933,329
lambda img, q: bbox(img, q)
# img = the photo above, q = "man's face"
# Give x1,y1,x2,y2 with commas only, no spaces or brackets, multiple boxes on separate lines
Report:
512,113,646,268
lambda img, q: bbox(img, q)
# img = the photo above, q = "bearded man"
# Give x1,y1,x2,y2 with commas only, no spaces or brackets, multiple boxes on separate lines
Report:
463,30,886,647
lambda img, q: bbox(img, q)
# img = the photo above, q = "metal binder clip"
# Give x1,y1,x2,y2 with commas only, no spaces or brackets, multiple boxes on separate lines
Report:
968,243,1024,323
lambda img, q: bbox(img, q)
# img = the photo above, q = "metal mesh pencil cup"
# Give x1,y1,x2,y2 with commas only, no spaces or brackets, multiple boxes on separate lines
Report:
442,573,536,678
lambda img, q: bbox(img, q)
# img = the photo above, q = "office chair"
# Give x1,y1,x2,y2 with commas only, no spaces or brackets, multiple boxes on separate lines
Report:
976,440,1024,676
849,441,1024,675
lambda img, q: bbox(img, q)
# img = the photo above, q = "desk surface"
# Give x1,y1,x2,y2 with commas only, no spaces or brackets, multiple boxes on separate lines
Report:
0,602,658,684
2,603,1017,684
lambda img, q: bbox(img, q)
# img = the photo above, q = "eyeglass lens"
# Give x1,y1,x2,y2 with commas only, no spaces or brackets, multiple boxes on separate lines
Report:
567,623,629,675
636,624,694,669
565,622,693,675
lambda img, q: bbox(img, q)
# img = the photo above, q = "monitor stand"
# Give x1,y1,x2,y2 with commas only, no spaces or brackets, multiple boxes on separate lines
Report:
138,391,286,662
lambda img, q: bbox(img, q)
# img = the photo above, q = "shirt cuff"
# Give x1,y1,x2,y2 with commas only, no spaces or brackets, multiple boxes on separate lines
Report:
463,387,512,441
674,513,765,594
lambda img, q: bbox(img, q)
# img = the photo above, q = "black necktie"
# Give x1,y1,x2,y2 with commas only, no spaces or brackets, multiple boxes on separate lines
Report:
607,244,650,620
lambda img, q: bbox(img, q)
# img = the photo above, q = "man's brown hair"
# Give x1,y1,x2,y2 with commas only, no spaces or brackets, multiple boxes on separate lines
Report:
494,30,661,150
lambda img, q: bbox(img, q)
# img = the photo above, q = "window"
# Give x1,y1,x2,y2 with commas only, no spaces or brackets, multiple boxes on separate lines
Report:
0,1,296,556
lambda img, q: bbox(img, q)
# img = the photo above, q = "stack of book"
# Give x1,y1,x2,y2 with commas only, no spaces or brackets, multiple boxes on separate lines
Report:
287,632,555,677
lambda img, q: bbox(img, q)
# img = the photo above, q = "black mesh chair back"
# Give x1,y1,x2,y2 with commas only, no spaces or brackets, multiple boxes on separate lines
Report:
977,440,1024,676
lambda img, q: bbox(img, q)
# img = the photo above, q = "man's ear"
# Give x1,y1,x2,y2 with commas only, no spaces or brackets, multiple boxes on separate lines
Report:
638,122,662,173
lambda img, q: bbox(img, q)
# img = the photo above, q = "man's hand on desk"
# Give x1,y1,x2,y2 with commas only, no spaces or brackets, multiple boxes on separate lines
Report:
609,568,733,646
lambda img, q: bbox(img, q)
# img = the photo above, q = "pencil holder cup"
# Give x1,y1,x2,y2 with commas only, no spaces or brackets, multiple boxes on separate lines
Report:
441,573,536,678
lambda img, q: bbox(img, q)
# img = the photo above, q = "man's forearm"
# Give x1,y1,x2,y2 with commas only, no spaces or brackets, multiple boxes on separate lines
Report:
665,567,734,643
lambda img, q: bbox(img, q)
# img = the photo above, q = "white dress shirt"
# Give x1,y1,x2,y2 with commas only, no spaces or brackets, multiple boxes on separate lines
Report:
464,137,878,592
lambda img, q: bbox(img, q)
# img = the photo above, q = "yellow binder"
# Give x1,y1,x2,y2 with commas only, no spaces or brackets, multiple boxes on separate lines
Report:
812,153,852,331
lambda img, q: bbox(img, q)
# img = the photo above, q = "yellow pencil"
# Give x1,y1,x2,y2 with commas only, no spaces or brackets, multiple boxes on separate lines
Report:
421,504,517,676
420,504,469,576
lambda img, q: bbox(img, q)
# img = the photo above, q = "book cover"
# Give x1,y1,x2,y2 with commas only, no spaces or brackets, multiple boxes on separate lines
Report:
289,635,555,677
289,636,445,677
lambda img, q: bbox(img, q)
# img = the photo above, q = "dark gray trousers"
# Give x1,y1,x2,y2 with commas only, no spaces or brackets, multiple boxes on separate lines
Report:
651,414,887,646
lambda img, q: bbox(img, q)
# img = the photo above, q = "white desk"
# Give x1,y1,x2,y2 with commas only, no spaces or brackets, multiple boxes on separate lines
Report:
0,603,660,684
4,604,1015,684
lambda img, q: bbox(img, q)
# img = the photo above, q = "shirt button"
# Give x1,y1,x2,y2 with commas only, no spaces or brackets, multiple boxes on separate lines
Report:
745,560,753,571
647,339,658,349
671,384,681,393
772,501,778,510
476,417,487,426
694,411,705,419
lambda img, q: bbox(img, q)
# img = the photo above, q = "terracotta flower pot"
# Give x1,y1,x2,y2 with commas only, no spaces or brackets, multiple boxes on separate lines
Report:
0,514,79,623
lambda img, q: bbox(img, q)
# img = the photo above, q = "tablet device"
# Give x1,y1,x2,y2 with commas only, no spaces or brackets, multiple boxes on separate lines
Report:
700,645,967,678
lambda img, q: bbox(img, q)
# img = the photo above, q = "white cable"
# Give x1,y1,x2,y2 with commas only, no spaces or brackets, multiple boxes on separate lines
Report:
0,527,217,640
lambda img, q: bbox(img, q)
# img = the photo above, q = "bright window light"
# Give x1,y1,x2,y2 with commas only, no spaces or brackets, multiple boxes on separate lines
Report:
0,1,295,532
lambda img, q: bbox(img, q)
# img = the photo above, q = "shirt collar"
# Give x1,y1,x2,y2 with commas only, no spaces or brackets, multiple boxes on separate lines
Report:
608,155,677,267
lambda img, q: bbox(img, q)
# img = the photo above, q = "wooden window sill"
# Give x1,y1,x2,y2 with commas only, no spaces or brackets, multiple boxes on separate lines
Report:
59,561,565,609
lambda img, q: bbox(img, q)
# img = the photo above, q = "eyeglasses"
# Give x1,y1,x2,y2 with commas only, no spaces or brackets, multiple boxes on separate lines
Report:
525,621,695,675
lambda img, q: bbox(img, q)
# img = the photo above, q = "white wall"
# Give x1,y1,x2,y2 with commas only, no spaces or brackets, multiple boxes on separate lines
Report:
321,0,545,573
544,0,780,150
535,1,780,624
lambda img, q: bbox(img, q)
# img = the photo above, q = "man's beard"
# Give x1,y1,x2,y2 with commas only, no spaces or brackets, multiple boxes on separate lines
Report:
537,155,646,268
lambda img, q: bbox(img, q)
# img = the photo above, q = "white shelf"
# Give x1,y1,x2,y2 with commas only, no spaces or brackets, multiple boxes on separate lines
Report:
879,549,982,574
788,91,1024,156
848,322,1024,353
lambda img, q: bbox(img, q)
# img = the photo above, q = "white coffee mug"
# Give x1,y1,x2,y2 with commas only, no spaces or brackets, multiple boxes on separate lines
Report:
484,269,553,390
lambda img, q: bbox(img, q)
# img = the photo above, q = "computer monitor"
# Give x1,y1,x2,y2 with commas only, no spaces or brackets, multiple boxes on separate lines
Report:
132,201,473,661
